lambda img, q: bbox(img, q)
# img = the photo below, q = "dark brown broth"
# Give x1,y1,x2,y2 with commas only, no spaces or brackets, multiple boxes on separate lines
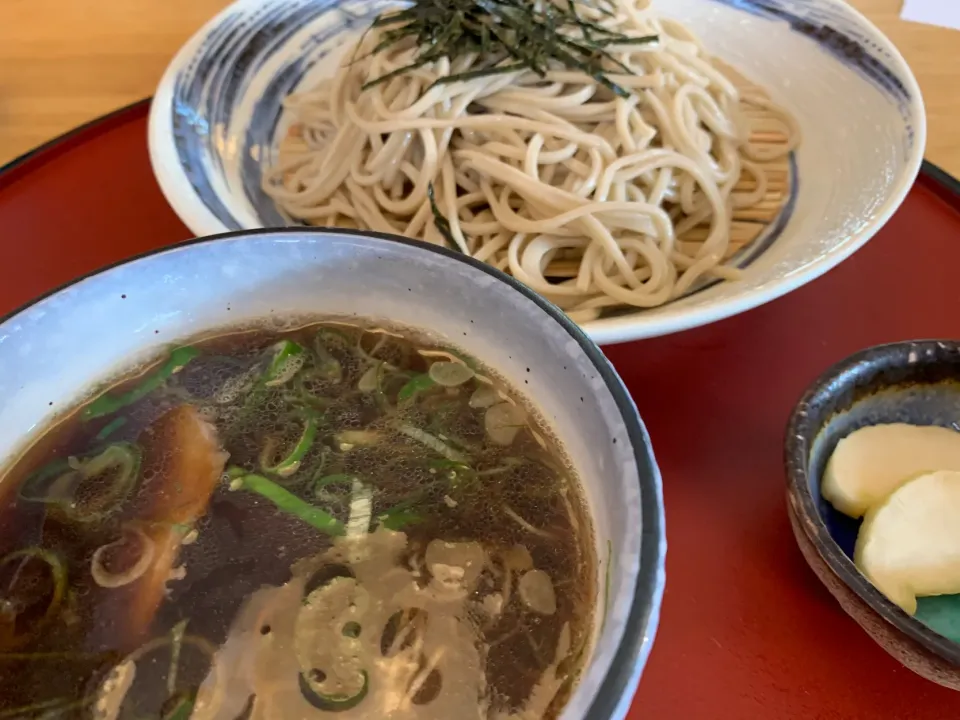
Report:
0,321,595,719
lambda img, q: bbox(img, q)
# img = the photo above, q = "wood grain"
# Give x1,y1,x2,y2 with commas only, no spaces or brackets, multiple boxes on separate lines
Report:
0,0,957,176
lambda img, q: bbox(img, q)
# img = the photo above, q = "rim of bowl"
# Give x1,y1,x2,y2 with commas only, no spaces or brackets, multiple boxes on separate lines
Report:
0,226,668,719
147,0,928,345
147,0,927,345
784,340,960,666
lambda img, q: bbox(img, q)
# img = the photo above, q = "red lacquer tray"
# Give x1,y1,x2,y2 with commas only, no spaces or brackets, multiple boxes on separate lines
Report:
3,100,960,719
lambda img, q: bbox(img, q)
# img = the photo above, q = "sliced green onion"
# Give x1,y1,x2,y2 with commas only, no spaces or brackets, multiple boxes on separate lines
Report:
167,620,188,694
0,696,94,720
397,424,468,463
69,443,141,522
312,445,332,477
378,500,424,531
314,474,355,496
397,373,436,402
0,548,67,650
264,341,306,387
315,352,344,383
357,364,381,393
83,346,199,420
485,402,526,446
161,695,195,720
261,417,318,478
291,378,335,412
469,384,501,409
477,457,526,476
426,458,474,487
19,443,141,523
17,459,73,504
428,361,475,387
90,527,156,589
312,329,351,382
96,634,214,720
419,347,478,370
300,670,369,712
314,474,355,505
95,416,128,441
213,368,257,405
315,328,352,354
228,471,344,536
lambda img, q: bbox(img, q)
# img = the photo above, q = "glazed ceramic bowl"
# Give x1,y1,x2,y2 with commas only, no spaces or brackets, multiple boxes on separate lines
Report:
148,0,925,344
785,341,960,690
0,228,666,719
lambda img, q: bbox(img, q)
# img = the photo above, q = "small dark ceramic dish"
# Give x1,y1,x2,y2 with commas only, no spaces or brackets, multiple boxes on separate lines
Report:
785,340,960,690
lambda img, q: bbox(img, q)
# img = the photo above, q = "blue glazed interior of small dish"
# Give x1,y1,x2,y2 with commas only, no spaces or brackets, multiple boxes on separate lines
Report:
810,382,960,557
805,357,960,643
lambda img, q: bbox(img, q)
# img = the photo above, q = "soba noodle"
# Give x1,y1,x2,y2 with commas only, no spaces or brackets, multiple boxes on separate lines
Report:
262,0,800,320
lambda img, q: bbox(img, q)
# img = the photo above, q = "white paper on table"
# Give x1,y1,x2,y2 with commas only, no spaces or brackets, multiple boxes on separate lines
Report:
901,0,960,31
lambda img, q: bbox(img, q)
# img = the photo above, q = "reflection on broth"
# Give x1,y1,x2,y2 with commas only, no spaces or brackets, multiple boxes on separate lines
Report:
0,321,595,719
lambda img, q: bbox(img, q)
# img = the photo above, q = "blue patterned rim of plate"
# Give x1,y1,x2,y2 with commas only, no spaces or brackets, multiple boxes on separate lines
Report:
711,0,914,125
163,0,917,238
170,0,388,230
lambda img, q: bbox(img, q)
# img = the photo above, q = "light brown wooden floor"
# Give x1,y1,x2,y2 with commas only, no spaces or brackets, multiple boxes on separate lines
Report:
1,0,957,175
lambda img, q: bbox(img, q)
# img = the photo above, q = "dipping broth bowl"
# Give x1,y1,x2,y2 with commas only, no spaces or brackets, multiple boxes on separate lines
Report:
0,228,666,719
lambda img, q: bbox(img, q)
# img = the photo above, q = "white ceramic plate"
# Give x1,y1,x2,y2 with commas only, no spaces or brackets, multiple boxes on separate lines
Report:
149,0,926,344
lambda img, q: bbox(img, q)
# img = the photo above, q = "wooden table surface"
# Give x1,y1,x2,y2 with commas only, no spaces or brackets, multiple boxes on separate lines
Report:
1,0,958,176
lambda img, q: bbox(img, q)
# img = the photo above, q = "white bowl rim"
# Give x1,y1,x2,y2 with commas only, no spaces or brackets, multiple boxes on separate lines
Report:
0,225,668,720
147,0,927,345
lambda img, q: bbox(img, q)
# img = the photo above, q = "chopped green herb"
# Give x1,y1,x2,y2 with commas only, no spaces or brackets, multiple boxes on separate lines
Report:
428,360,475,387
161,693,195,720
397,424,469,463
314,473,356,496
83,346,199,420
18,443,141,523
441,348,479,371
398,373,436,402
314,328,352,355
300,670,369,711
94,416,128,441
0,548,67,650
312,330,346,382
229,470,344,536
378,496,425,530
261,416,319,478
378,508,424,531
264,340,306,387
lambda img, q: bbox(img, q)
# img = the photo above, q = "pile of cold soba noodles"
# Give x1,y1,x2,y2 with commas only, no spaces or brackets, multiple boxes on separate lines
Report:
262,0,799,320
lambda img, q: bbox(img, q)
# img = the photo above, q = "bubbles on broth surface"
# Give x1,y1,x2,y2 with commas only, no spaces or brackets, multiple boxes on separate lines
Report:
0,320,596,719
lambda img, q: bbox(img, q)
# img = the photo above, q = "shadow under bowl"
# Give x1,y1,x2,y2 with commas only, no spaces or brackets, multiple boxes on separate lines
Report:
785,340,960,691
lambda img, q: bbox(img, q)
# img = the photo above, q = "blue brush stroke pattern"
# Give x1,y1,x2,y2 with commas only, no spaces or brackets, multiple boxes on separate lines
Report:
709,0,915,146
172,0,386,230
